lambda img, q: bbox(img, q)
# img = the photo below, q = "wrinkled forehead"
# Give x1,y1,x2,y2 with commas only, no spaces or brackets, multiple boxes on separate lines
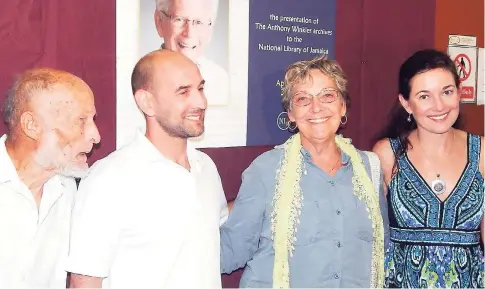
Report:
169,0,213,18
32,84,95,120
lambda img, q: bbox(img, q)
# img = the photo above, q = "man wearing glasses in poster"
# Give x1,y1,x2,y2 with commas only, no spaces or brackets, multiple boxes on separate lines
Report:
154,0,229,109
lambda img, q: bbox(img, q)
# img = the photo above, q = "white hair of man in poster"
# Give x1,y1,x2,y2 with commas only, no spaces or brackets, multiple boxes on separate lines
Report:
153,0,229,107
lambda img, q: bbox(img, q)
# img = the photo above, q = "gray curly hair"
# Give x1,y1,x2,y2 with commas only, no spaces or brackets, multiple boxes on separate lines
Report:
282,55,350,111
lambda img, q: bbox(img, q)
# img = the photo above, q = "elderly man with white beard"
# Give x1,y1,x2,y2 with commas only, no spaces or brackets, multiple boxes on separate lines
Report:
0,67,101,288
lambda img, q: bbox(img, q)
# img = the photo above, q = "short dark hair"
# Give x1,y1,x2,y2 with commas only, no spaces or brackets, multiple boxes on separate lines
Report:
131,52,155,95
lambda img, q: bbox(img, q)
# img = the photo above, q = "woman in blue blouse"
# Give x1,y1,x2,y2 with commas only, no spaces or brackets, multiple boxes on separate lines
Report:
373,49,484,288
220,56,390,288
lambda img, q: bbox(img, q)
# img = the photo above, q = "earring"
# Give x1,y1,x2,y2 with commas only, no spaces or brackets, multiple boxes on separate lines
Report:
407,113,412,122
288,121,298,131
340,115,348,125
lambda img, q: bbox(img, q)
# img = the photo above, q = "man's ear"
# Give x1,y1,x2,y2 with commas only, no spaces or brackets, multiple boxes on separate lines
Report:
398,94,412,114
134,90,155,117
154,10,165,38
20,112,42,140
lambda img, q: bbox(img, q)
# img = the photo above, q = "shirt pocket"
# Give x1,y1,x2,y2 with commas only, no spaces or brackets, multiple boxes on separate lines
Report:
356,229,373,242
353,228,373,269
294,200,331,246
353,204,373,243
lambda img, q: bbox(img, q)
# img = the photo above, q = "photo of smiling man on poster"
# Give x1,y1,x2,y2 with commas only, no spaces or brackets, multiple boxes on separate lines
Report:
152,0,229,107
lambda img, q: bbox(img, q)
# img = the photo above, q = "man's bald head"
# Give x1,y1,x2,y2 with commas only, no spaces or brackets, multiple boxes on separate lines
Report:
131,49,207,139
3,68,92,136
131,49,197,95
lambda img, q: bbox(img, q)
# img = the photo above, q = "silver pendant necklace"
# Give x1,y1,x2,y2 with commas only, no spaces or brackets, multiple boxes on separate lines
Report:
430,173,446,195
417,131,454,195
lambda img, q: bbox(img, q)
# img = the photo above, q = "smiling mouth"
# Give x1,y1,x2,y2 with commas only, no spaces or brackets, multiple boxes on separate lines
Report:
308,117,330,123
178,42,197,50
428,113,449,121
185,115,203,121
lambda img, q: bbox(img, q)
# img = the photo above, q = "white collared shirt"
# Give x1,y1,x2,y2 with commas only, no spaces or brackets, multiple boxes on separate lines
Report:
66,132,228,288
0,134,77,289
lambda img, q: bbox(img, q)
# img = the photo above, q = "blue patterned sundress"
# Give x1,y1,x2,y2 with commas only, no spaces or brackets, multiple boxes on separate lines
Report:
384,134,484,288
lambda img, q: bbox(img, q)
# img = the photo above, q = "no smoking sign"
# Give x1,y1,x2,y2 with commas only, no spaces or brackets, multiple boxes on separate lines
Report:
448,45,478,103
454,53,471,81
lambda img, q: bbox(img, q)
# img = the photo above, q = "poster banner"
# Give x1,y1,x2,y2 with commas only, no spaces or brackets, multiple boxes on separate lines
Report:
116,0,336,148
246,0,336,146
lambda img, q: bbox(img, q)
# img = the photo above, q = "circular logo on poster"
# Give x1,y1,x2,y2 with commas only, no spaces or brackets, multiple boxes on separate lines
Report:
277,111,290,130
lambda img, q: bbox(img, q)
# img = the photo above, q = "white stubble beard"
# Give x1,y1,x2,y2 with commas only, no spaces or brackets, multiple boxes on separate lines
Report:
33,130,89,179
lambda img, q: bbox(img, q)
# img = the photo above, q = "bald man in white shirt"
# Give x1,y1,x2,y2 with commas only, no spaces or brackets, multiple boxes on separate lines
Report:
67,49,228,289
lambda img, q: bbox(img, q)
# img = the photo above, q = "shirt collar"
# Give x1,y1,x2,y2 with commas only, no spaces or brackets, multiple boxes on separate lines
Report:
0,134,67,192
133,131,202,173
300,146,351,165
0,134,19,184
274,135,352,164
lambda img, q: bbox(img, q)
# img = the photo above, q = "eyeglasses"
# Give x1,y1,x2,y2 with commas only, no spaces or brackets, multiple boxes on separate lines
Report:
160,10,212,28
292,88,339,107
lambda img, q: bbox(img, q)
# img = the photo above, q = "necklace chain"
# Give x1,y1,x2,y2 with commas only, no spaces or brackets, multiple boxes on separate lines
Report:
329,151,341,172
314,151,341,174
416,131,455,195
416,131,455,178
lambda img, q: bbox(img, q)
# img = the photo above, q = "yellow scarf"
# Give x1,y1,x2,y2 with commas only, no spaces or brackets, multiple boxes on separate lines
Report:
271,133,384,288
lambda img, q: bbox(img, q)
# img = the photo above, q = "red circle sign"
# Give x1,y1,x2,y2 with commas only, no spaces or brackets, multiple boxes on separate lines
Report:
454,54,471,82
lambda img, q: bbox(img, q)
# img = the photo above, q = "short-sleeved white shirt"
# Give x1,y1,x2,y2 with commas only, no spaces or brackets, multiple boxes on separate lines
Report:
66,132,228,288
0,134,76,288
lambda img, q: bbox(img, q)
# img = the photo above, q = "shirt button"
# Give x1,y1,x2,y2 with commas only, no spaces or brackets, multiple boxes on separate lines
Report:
336,241,341,248
334,273,340,279
328,180,335,186
336,210,341,215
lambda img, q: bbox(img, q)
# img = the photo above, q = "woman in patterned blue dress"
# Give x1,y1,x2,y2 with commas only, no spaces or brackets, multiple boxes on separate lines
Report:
373,49,484,288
